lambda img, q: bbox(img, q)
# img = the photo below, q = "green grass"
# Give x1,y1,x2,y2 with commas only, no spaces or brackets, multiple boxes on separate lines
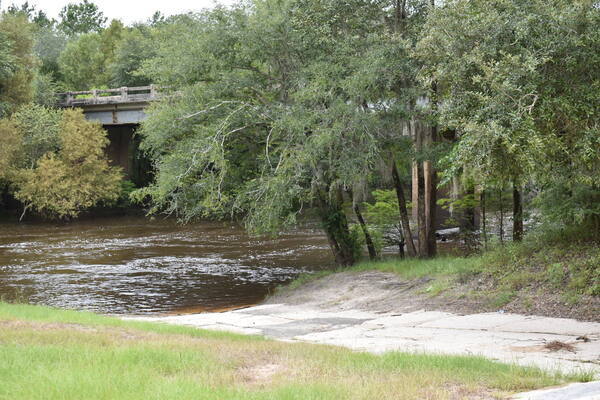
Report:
0,302,585,400
284,256,481,292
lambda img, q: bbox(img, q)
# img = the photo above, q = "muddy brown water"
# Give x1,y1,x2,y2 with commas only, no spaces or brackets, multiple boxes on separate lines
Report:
0,217,333,315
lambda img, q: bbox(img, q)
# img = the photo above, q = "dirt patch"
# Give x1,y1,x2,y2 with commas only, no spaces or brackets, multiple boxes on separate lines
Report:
0,319,100,333
165,304,258,316
266,271,600,322
442,383,502,400
545,341,577,353
237,363,286,386
509,342,578,354
0,319,160,341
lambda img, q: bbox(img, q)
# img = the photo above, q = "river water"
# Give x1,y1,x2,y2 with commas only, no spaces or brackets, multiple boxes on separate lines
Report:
0,217,333,315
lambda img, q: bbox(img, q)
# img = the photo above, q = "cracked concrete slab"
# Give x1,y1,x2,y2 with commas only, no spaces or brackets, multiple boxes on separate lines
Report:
513,381,600,399
418,312,535,330
495,317,600,336
131,304,600,380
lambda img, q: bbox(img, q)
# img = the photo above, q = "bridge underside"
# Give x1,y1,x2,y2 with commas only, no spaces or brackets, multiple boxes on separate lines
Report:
78,104,152,186
101,124,151,187
56,87,158,187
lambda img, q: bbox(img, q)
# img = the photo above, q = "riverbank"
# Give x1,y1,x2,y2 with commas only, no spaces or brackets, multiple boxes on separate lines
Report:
131,239,600,380
0,302,579,400
139,271,600,376
274,238,600,322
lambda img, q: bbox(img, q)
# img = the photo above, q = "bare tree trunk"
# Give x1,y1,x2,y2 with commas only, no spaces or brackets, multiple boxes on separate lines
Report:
398,235,405,258
394,0,407,32
415,124,428,257
425,137,438,256
425,60,439,257
461,182,476,233
353,200,377,260
481,189,488,250
317,190,356,266
499,185,504,244
513,182,523,242
417,163,428,257
391,159,417,257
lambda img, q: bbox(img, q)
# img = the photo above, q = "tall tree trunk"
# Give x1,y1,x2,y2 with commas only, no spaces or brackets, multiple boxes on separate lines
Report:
391,159,417,257
417,163,428,257
512,182,523,242
425,64,438,257
394,0,407,32
317,190,356,266
499,185,504,244
481,189,488,250
351,193,377,260
426,161,437,256
461,182,476,233
398,233,405,258
414,121,428,258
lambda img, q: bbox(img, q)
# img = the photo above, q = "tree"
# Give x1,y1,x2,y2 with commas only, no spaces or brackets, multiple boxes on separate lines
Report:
0,12,35,117
58,0,106,36
363,189,407,257
1,107,122,219
418,0,600,239
109,25,154,87
0,31,14,82
0,119,22,183
136,1,390,266
57,19,125,90
57,32,105,90
346,0,437,257
11,104,61,167
100,19,125,68
6,1,55,28
34,26,67,81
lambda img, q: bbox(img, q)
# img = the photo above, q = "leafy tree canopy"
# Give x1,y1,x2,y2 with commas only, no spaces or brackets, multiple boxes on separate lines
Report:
418,0,600,228
0,106,122,219
0,12,35,117
58,0,107,36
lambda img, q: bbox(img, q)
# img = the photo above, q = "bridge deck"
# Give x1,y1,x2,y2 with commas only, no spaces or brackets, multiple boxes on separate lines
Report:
57,85,160,107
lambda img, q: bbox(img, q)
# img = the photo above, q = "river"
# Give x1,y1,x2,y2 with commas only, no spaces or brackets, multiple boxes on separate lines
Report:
0,216,333,315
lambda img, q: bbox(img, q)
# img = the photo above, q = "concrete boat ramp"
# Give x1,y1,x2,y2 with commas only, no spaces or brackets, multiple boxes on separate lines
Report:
132,303,600,398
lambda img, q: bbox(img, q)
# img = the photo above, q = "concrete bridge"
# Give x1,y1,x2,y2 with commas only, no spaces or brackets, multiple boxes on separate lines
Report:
57,86,160,185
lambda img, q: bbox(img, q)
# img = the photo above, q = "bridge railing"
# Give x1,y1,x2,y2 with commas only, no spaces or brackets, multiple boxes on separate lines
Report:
57,85,160,107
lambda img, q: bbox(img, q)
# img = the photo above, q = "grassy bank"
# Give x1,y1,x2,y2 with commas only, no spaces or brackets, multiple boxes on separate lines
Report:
285,234,599,319
0,302,587,399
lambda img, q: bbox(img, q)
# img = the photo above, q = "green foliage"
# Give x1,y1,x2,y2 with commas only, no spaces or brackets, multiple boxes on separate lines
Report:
111,179,137,208
57,33,106,90
363,189,406,251
419,0,600,233
0,107,122,219
34,26,68,81
0,12,36,117
135,1,417,265
109,25,154,87
57,19,126,90
11,104,61,167
0,31,16,92
5,1,54,28
438,194,478,213
0,119,22,182
58,0,107,36
32,72,63,107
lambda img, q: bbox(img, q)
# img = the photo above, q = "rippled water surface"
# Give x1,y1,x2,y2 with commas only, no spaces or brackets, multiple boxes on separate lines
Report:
0,217,333,314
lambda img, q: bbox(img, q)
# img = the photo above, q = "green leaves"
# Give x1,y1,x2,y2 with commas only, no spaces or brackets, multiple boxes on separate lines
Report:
419,0,600,230
1,108,122,219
